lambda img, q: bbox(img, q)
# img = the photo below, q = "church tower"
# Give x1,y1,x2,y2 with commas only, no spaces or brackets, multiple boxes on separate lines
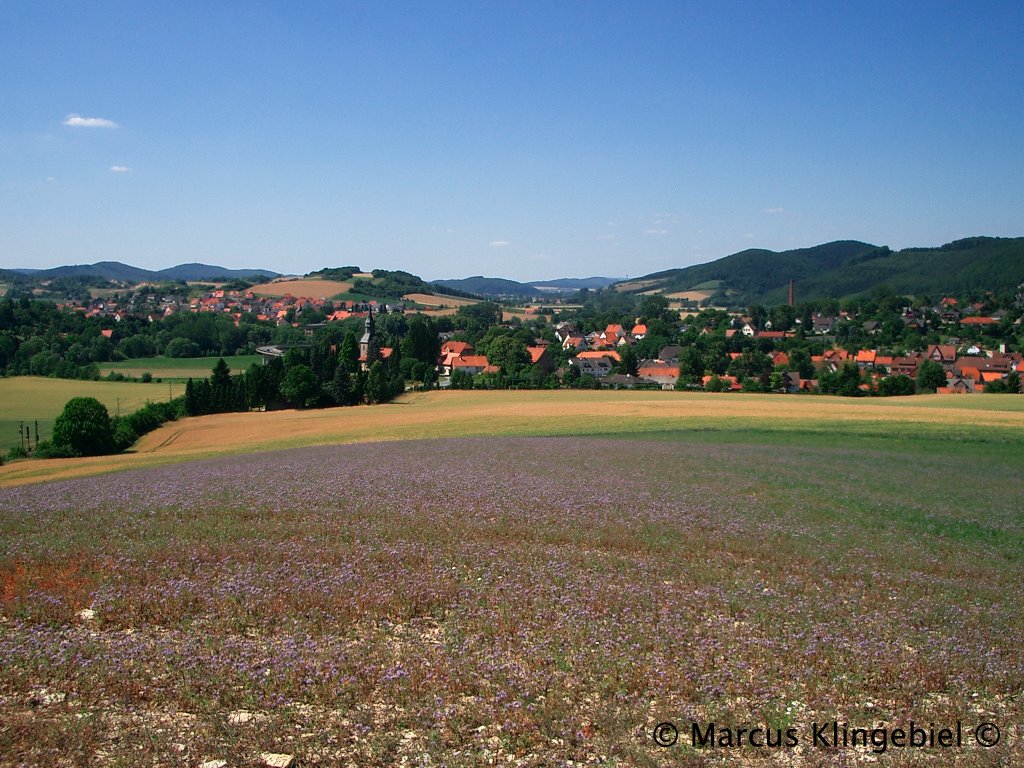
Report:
359,306,381,370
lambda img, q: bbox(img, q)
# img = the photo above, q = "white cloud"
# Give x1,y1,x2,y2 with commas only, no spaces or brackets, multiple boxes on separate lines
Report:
63,114,119,128
489,240,510,247
763,207,785,214
109,165,131,173
644,229,669,235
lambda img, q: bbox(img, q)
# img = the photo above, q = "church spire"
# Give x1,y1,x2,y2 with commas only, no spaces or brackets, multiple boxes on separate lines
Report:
359,305,381,369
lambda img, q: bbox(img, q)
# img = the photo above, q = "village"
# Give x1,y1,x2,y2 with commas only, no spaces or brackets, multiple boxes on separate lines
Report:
49,282,1024,395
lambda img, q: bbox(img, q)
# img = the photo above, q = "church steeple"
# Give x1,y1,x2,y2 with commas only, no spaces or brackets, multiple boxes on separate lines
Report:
359,306,381,369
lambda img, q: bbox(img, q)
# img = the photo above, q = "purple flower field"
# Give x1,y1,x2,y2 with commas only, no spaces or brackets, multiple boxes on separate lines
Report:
1,436,1021,766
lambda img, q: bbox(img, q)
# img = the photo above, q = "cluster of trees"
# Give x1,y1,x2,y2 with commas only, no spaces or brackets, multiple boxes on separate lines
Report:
0,295,298,378
182,326,416,417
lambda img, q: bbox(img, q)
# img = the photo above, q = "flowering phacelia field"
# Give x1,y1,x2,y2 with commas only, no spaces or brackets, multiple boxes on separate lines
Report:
1,436,1021,766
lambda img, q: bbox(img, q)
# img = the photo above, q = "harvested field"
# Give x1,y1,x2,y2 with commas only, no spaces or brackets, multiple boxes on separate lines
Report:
614,279,664,292
403,293,479,307
3,390,1023,488
0,435,1020,766
666,289,714,302
249,278,352,298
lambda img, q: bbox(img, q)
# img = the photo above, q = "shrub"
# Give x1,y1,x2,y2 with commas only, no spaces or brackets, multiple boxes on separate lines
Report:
112,420,139,451
7,445,29,461
33,440,81,459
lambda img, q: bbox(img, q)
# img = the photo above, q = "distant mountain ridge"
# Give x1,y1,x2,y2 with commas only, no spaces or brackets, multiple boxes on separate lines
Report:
623,237,1024,304
5,237,1023,304
5,261,280,282
433,275,619,297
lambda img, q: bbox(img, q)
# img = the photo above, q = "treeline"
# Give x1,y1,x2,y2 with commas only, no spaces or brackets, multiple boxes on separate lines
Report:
0,295,300,377
181,323,433,417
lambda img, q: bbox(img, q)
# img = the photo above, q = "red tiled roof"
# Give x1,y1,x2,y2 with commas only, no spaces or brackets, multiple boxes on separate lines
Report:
451,355,491,368
526,347,548,364
577,350,621,362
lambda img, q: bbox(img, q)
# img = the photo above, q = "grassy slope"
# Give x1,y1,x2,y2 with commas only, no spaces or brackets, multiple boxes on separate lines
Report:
0,377,184,453
2,389,1023,486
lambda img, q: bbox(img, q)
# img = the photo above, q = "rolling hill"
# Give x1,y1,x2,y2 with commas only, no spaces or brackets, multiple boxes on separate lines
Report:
433,275,618,297
624,237,1024,304
7,262,279,282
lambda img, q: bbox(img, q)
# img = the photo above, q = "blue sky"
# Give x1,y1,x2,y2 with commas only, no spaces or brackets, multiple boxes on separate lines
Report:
2,1,1023,281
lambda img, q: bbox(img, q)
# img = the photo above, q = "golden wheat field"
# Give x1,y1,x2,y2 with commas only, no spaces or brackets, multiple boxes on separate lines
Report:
3,389,1023,488
248,278,353,298
402,293,479,307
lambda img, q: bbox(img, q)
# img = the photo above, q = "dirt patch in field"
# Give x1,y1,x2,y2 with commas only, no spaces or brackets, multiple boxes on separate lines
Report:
0,557,95,609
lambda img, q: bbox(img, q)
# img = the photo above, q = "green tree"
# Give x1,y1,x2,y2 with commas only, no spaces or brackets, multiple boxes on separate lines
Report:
399,315,440,365
449,369,474,390
327,363,356,406
617,345,639,376
915,360,946,393
210,357,235,411
639,294,676,324
364,360,391,403
705,375,724,392
165,337,201,358
486,336,530,377
280,364,319,407
1007,370,1021,394
836,362,863,397
52,397,115,456
678,347,703,382
788,348,815,379
877,375,916,396
184,377,199,415
339,331,360,373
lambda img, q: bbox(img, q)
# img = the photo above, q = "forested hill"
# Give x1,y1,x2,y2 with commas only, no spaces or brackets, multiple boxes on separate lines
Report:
6,262,279,282
433,276,618,297
623,237,1024,304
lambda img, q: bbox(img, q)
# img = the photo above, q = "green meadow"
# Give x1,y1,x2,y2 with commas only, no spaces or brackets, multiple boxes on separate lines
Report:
97,354,261,381
0,377,184,453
